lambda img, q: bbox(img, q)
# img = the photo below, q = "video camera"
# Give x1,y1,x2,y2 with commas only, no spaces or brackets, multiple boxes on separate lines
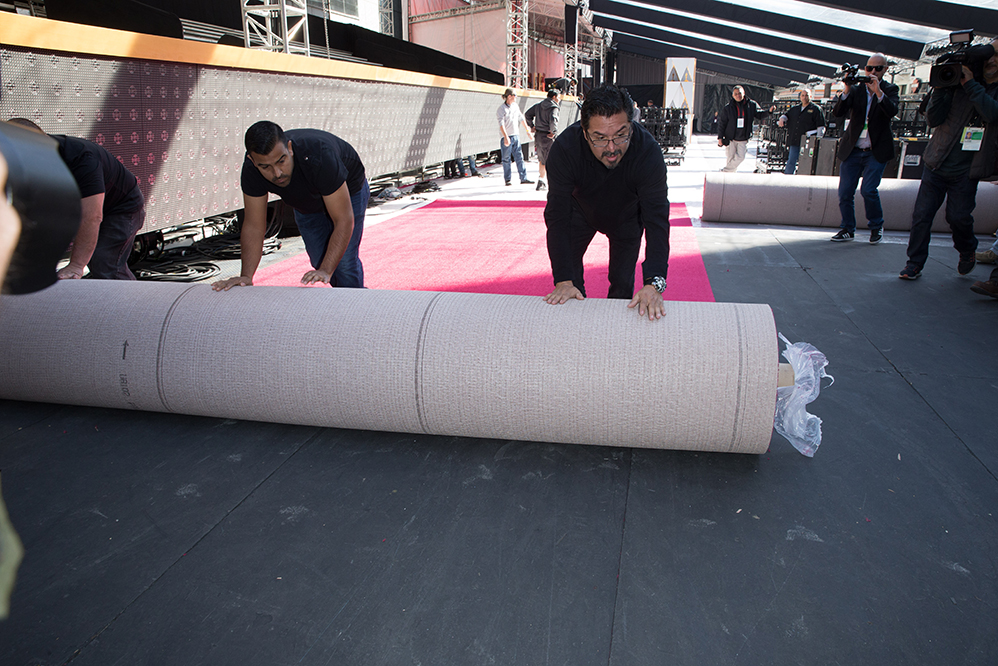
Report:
929,29,996,88
840,64,872,86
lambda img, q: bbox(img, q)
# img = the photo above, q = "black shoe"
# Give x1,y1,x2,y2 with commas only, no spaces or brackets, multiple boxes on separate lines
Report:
958,252,976,275
870,228,883,244
505,181,511,186
899,264,921,280
521,179,534,185
536,180,546,191
831,229,854,242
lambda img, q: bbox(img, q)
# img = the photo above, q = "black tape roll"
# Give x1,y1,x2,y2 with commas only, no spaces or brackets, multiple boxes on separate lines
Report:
0,123,81,295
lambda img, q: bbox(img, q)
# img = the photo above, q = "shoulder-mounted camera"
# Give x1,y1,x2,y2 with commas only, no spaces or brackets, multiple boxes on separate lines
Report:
929,29,995,88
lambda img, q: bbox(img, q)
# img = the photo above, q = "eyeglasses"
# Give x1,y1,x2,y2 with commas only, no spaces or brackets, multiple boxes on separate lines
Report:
865,65,886,72
586,128,632,148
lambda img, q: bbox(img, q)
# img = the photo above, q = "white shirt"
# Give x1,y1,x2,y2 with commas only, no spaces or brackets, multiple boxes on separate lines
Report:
497,102,524,138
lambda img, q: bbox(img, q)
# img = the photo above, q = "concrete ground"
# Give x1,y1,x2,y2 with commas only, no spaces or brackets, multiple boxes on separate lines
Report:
1,134,996,666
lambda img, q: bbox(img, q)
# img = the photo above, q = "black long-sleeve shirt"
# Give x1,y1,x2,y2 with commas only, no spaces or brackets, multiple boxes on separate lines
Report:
544,120,670,283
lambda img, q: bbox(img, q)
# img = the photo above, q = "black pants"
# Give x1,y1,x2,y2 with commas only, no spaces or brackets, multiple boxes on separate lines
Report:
905,166,978,269
89,191,145,280
565,210,642,299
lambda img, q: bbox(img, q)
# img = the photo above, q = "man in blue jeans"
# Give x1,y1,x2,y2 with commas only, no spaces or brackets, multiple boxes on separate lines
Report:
497,88,535,186
829,53,899,245
214,121,368,291
901,42,998,281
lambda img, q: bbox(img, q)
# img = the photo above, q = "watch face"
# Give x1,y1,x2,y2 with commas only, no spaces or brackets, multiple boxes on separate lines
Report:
651,276,667,293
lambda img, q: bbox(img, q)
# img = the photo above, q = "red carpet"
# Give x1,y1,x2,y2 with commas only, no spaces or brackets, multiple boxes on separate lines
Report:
254,200,714,302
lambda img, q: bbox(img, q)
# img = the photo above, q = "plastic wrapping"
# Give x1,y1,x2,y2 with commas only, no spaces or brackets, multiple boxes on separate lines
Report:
774,333,833,457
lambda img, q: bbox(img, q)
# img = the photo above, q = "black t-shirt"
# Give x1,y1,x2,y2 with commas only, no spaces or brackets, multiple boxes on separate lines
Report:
544,120,670,282
240,129,365,214
54,135,142,214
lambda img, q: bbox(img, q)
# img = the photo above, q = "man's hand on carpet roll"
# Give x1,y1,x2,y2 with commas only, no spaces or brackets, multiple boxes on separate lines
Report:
212,275,254,291
628,285,665,321
301,269,332,285
544,281,584,305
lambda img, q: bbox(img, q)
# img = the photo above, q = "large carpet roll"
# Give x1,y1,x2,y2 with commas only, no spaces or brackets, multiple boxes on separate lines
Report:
702,173,998,234
0,282,779,453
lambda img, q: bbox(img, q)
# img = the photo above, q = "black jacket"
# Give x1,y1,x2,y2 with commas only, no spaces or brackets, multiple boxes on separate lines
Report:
782,103,825,143
544,121,670,283
833,80,900,163
717,98,771,143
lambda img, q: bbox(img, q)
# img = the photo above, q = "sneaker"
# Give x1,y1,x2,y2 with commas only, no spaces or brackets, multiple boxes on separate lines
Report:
975,249,997,264
830,229,854,242
870,228,883,244
970,280,998,298
958,252,976,275
521,179,534,185
899,264,922,280
536,180,547,191
505,181,511,186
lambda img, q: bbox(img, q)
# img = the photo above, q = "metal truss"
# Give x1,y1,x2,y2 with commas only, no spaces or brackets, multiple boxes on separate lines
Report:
241,0,311,56
379,0,395,36
506,0,528,89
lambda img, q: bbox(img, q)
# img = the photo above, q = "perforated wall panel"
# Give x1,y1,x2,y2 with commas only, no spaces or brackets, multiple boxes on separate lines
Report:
1,44,578,233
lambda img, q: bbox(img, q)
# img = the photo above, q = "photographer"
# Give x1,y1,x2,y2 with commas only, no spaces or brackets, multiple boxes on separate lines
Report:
717,86,775,172
830,53,899,244
900,40,998,282
778,89,825,174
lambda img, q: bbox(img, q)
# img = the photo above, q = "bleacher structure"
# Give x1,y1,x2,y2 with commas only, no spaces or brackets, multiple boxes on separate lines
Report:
641,106,687,165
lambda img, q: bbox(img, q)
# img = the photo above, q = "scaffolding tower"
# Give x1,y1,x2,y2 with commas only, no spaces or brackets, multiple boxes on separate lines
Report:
241,0,311,56
506,0,528,89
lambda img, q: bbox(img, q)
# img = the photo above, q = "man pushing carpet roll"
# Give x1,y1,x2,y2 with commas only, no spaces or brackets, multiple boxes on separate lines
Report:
542,84,671,321
213,121,369,291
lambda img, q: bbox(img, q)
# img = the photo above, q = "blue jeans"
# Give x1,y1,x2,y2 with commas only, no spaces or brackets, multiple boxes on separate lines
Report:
784,144,801,175
905,166,978,269
501,135,527,183
838,148,887,232
293,179,368,287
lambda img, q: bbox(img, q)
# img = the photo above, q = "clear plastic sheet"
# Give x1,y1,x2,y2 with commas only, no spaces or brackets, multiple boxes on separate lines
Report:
774,333,833,457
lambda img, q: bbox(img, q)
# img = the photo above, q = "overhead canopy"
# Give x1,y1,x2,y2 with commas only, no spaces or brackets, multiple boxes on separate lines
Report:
592,0,998,86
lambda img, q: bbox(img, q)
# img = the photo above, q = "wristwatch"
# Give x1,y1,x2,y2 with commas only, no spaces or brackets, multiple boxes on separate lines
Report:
645,276,667,293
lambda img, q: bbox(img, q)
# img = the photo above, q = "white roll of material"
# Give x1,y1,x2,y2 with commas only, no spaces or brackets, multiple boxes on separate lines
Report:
702,172,998,234
0,282,780,454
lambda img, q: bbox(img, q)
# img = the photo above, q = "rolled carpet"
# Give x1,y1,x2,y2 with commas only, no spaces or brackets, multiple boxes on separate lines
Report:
702,172,998,234
0,281,778,453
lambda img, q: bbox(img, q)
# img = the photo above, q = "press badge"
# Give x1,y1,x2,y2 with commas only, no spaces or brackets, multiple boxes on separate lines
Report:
859,123,868,140
736,118,745,128
962,127,984,151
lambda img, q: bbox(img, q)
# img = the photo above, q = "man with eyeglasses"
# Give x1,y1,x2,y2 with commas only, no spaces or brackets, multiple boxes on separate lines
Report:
542,84,670,321
777,89,825,175
830,53,899,244
902,41,998,286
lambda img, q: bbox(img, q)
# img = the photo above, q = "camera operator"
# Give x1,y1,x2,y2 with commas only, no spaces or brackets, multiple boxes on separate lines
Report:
900,40,998,282
717,86,776,172
778,89,825,175
830,53,899,244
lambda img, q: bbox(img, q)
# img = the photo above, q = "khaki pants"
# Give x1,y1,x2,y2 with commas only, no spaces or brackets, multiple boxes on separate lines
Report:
722,140,748,172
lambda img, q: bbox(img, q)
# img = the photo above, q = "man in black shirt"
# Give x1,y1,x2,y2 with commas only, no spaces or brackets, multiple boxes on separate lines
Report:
543,84,670,321
525,89,561,191
717,86,775,172
7,118,145,280
778,89,825,174
214,122,368,290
